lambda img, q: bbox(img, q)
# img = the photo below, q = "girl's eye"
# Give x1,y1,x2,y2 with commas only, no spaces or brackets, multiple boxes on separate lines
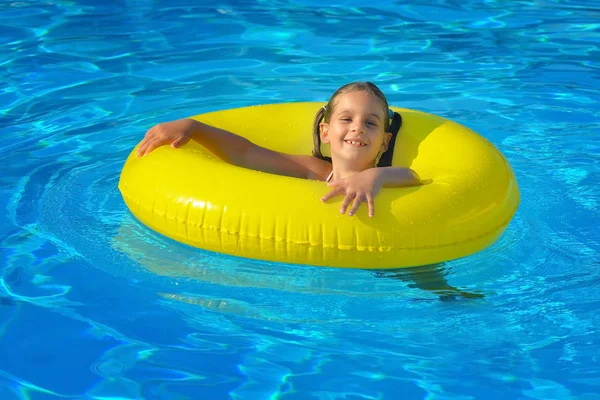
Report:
367,121,377,127
340,117,351,122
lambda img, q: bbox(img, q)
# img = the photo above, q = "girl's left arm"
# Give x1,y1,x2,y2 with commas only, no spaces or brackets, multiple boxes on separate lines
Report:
376,166,422,188
321,167,421,217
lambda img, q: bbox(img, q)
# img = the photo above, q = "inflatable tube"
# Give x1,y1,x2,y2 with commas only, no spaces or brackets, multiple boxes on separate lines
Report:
118,103,519,269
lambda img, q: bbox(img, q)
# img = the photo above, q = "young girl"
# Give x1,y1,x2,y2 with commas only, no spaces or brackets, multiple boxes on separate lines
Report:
136,82,421,217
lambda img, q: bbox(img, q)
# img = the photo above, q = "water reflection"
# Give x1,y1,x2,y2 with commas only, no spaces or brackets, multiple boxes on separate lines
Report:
372,263,485,301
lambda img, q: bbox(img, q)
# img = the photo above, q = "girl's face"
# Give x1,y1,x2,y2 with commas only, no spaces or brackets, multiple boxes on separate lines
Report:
320,90,392,169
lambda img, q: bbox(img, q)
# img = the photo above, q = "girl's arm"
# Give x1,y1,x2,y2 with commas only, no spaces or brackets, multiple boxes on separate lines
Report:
374,166,422,188
321,167,421,217
136,118,326,179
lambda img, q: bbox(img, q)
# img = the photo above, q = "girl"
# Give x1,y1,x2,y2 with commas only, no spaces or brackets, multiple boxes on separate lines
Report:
137,82,421,217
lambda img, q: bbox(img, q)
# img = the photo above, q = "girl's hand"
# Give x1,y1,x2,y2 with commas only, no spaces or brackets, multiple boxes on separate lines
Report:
137,118,195,157
321,168,383,217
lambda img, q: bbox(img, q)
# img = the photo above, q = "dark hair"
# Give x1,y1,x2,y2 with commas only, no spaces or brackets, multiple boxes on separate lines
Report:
312,81,402,167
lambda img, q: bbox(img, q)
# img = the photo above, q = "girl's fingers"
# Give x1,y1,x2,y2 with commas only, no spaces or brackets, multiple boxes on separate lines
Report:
366,193,375,217
137,139,153,157
171,136,185,148
340,192,356,214
137,132,159,156
138,132,187,156
139,138,161,157
137,141,148,157
137,137,150,156
321,187,343,202
347,194,365,216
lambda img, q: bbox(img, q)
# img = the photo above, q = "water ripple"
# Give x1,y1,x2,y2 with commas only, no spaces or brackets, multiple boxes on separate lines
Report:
0,0,599,398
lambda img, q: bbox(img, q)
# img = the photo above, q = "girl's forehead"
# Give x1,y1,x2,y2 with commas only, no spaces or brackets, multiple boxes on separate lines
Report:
334,91,385,114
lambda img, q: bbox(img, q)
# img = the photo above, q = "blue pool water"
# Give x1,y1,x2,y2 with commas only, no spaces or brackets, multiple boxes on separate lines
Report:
1,0,599,399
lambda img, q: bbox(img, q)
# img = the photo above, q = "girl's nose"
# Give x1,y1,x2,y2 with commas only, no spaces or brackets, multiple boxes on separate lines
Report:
351,122,365,133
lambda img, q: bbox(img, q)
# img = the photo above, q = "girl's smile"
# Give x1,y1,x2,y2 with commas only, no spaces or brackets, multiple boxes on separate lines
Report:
343,140,367,147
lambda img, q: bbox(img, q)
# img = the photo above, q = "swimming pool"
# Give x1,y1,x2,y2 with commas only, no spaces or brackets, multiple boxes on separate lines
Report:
1,0,599,398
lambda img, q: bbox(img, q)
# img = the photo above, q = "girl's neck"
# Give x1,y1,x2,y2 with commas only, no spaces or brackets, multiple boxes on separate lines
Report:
329,159,373,181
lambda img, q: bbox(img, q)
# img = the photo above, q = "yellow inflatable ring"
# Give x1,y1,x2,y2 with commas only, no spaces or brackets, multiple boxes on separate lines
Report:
118,103,519,269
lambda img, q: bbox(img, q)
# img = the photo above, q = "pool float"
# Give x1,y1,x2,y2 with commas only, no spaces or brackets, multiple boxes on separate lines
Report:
118,103,519,269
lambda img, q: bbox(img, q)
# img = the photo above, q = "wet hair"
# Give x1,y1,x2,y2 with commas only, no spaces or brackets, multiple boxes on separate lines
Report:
312,81,402,167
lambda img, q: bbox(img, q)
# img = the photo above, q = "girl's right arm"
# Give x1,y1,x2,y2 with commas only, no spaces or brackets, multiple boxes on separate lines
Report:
136,118,326,180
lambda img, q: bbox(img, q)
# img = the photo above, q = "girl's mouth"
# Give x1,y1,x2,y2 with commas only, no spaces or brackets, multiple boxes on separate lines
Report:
344,140,366,147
